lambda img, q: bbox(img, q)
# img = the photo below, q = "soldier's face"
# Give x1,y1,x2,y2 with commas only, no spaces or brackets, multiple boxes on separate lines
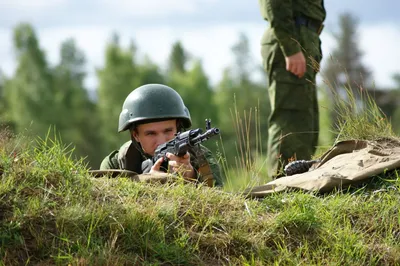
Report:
132,119,178,156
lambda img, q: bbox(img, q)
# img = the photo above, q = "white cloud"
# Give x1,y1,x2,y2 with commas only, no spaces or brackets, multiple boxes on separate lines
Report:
39,26,115,88
0,29,15,77
0,0,67,10
318,23,400,88
39,26,113,65
99,0,205,17
359,23,400,88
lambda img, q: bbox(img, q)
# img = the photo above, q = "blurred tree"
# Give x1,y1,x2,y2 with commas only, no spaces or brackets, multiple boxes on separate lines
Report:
0,71,5,118
393,73,400,87
385,73,400,135
53,38,102,167
170,60,219,128
323,14,400,136
185,61,219,127
321,13,373,131
322,13,372,96
167,41,188,75
166,41,218,129
138,56,165,85
4,23,58,137
96,34,139,155
0,71,12,130
214,33,269,167
163,41,220,156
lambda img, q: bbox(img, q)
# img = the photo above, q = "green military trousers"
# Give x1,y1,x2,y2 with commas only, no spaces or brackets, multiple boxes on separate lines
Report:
261,26,322,178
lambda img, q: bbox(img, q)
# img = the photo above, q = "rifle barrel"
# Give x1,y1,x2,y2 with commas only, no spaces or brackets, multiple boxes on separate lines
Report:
191,128,220,144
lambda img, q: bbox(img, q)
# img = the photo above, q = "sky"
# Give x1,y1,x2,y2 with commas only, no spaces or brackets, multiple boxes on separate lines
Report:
0,0,399,91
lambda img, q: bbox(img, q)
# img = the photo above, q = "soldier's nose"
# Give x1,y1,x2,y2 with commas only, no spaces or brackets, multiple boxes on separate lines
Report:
155,136,167,146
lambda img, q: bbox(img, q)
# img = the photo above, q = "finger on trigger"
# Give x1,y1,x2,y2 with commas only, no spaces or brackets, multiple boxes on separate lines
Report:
153,157,163,167
168,160,178,167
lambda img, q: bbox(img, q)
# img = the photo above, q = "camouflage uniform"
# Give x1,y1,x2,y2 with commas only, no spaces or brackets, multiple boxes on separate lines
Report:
100,141,224,187
258,0,326,177
100,84,224,187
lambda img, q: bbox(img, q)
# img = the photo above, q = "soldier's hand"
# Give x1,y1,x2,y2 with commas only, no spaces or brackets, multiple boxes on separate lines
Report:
285,51,306,78
166,152,196,179
150,157,165,174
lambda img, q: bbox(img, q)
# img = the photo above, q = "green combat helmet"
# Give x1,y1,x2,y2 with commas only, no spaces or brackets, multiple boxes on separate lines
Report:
118,84,192,132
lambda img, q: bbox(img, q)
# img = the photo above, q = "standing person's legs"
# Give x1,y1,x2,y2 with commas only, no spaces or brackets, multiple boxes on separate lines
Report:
261,33,319,178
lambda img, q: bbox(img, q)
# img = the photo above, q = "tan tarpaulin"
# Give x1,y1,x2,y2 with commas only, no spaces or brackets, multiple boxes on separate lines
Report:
245,138,400,198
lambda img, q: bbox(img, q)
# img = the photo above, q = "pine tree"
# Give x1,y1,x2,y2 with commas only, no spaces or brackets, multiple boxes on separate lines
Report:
174,60,219,128
383,73,400,135
53,38,102,167
167,41,188,75
323,13,371,96
0,71,9,130
5,23,58,137
321,13,373,131
165,41,218,129
137,56,165,85
214,33,269,165
96,34,138,153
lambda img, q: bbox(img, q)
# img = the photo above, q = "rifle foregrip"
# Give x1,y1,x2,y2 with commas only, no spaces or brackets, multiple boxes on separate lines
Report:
141,159,153,173
141,156,170,174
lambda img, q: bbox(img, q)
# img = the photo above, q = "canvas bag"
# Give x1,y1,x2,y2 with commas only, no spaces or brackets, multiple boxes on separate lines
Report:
246,138,400,198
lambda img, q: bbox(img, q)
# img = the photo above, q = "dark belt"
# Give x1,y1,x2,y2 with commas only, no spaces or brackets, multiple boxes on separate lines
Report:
294,16,324,35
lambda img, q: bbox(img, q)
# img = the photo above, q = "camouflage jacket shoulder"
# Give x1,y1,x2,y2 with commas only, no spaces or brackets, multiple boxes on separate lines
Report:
100,141,224,187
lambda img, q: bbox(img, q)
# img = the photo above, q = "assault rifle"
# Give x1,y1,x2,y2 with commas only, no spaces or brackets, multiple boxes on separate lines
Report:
142,119,220,173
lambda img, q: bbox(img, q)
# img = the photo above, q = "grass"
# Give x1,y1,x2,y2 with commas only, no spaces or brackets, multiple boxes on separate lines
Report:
3,146,400,265
2,87,400,265
331,83,395,142
1,144,400,265
217,98,270,192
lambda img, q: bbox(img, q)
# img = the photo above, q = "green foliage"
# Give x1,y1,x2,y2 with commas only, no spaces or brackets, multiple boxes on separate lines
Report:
96,34,139,154
96,34,167,161
332,86,394,141
316,86,335,153
321,12,375,139
138,56,165,85
5,23,58,137
323,13,371,96
377,74,400,136
167,60,219,129
214,34,269,168
165,41,218,130
53,38,103,168
0,72,12,130
167,41,188,75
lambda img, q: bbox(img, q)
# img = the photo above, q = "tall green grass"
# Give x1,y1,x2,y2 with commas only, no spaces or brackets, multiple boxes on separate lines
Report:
216,96,270,192
332,85,394,142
